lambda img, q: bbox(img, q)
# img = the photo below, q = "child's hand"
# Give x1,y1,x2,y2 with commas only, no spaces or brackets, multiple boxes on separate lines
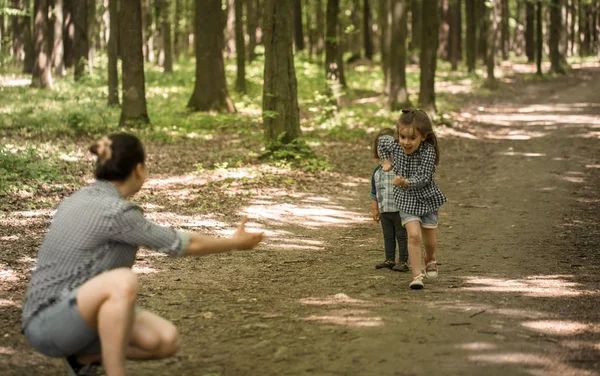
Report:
372,210,380,223
393,176,409,187
382,160,392,171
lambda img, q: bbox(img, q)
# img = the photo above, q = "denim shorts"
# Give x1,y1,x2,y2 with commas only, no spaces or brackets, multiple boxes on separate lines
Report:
23,289,101,357
399,210,439,229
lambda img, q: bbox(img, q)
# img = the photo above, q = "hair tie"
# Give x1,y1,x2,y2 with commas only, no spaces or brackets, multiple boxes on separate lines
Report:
96,136,113,163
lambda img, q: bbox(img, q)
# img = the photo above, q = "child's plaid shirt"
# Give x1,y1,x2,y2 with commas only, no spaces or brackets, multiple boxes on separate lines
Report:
377,135,446,216
370,164,399,213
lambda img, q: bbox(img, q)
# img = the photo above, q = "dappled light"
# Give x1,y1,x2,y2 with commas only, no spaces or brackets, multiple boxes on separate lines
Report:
305,313,384,327
521,320,600,336
0,299,18,307
299,293,375,307
455,342,498,351
467,352,596,376
301,294,383,327
459,275,593,297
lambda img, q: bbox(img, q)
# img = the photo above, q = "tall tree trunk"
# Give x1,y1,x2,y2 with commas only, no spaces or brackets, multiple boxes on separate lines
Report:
448,0,460,70
485,0,499,88
293,0,305,51
388,0,410,110
174,0,183,57
225,0,236,58
500,0,509,59
306,0,315,61
325,0,345,106
188,0,235,112
32,0,53,88
246,0,258,61
409,0,420,50
235,0,246,92
156,0,173,72
525,0,535,61
63,0,74,68
142,0,155,62
465,0,476,72
549,0,565,73
120,0,150,125
87,0,96,72
315,0,325,55
108,0,119,105
559,0,569,62
348,0,361,60
363,0,374,59
418,0,440,115
439,0,449,60
262,0,301,146
23,0,35,73
73,0,88,80
477,0,487,62
52,0,65,76
12,0,26,66
536,0,543,75
380,0,390,94
569,0,577,56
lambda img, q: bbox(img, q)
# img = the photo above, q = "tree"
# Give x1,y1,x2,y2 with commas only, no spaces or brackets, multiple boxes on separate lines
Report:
31,0,53,88
315,0,325,55
73,0,88,80
363,0,374,59
108,0,119,106
120,0,150,125
156,0,173,72
293,0,305,51
246,0,258,61
142,0,155,62
536,0,542,75
448,0,460,70
418,0,440,115
465,0,476,72
379,0,391,93
188,0,235,112
52,0,65,76
235,0,246,92
500,0,509,59
262,0,301,146
225,0,235,58
484,0,499,89
525,0,534,62
388,0,410,110
549,0,565,74
63,0,74,69
325,0,346,106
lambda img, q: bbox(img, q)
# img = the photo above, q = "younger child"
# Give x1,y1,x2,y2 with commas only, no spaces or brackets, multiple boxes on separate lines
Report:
370,128,409,272
378,109,446,289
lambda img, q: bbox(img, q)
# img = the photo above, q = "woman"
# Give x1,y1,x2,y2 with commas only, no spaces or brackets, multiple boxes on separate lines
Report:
21,133,264,376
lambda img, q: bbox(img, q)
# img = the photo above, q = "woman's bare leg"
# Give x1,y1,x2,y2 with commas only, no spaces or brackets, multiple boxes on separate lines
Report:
126,310,180,360
76,268,138,376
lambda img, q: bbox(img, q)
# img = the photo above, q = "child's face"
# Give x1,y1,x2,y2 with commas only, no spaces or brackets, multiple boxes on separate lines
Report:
398,125,425,155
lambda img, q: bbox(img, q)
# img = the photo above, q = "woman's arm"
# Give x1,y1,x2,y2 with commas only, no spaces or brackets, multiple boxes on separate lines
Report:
183,216,264,256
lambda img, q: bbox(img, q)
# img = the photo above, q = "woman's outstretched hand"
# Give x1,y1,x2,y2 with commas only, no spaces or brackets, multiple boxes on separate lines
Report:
232,216,264,250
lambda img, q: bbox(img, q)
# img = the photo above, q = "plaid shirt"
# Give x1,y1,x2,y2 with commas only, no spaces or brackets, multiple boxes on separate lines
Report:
378,135,446,216
370,165,399,213
22,180,190,329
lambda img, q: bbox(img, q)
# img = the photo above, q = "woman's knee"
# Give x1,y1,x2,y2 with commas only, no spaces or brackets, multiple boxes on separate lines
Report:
160,325,181,357
108,269,139,299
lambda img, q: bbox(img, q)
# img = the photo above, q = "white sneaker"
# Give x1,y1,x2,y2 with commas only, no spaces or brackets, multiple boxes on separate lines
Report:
409,273,425,290
425,259,438,279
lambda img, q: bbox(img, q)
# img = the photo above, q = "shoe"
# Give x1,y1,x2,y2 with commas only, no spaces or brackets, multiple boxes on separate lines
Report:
392,262,410,272
424,257,438,278
63,356,100,376
375,260,395,269
409,273,425,290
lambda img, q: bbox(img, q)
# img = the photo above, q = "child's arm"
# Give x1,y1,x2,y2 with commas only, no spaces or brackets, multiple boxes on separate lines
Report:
371,200,380,222
406,145,437,188
370,167,380,222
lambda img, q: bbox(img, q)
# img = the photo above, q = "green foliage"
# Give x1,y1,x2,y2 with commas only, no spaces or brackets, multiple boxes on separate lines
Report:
262,134,331,173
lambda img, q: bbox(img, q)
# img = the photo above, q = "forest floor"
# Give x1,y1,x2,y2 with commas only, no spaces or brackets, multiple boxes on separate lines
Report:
1,63,599,376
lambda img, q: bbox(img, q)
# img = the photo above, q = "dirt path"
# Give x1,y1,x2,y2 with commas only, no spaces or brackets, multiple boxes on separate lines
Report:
2,65,599,376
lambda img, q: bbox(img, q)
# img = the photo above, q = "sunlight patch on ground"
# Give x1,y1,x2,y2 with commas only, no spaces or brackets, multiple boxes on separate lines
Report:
498,152,546,157
559,175,585,183
560,340,600,352
433,300,551,320
468,352,596,376
0,299,18,307
456,342,498,351
132,266,158,274
305,314,384,327
0,267,19,283
521,320,600,336
459,275,590,297
299,293,376,307
0,347,16,355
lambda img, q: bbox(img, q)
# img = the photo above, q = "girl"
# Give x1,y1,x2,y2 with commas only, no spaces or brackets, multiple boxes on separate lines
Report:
21,133,264,376
370,128,409,272
377,109,446,289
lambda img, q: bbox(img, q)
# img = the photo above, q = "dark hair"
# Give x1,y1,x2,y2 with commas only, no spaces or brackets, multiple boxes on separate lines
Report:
89,133,145,181
397,109,440,165
372,128,396,159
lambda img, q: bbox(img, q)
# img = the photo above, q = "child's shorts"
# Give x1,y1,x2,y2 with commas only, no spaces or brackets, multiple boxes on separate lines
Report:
399,210,439,229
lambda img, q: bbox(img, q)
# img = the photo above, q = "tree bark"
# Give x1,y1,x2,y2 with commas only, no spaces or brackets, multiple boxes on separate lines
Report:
156,0,173,72
568,0,576,56
108,0,119,105
235,0,246,92
325,0,345,106
485,0,499,88
465,0,476,72
120,0,150,125
448,0,460,70
549,0,566,73
418,0,440,115
225,0,236,58
525,0,535,61
262,0,301,147
246,0,258,61
536,1,543,74
363,0,374,59
32,0,53,88
11,0,26,66
63,0,74,68
439,0,449,60
500,0,509,59
52,0,66,76
188,0,235,112
73,0,88,80
174,0,183,57
380,0,390,93
409,0,420,50
293,0,305,51
315,0,325,55
23,0,34,73
477,0,487,62
388,0,410,110
348,0,361,60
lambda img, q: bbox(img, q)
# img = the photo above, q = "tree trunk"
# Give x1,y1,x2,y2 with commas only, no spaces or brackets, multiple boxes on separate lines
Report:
559,0,569,63
569,0,576,56
325,0,345,106
225,0,236,58
63,0,74,68
439,0,448,60
73,0,88,80
549,0,565,73
536,1,543,74
316,0,325,55
174,0,183,57
188,0,235,112
448,0,460,70
108,0,119,105
380,0,390,93
477,0,487,62
500,0,509,59
363,0,374,59
262,0,301,146
142,0,155,62
388,0,410,110
32,0,53,88
485,0,499,88
235,0,246,92
87,0,96,72
156,0,173,72
52,0,66,76
525,0,535,61
409,0,420,50
12,0,26,66
293,0,305,51
246,0,258,61
120,0,150,125
465,0,476,72
23,0,35,73
418,0,440,115
348,0,361,60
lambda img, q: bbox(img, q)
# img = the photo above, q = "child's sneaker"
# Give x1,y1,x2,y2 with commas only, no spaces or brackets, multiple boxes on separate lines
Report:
424,257,438,278
392,262,409,272
375,260,395,269
63,356,100,376
409,273,425,289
